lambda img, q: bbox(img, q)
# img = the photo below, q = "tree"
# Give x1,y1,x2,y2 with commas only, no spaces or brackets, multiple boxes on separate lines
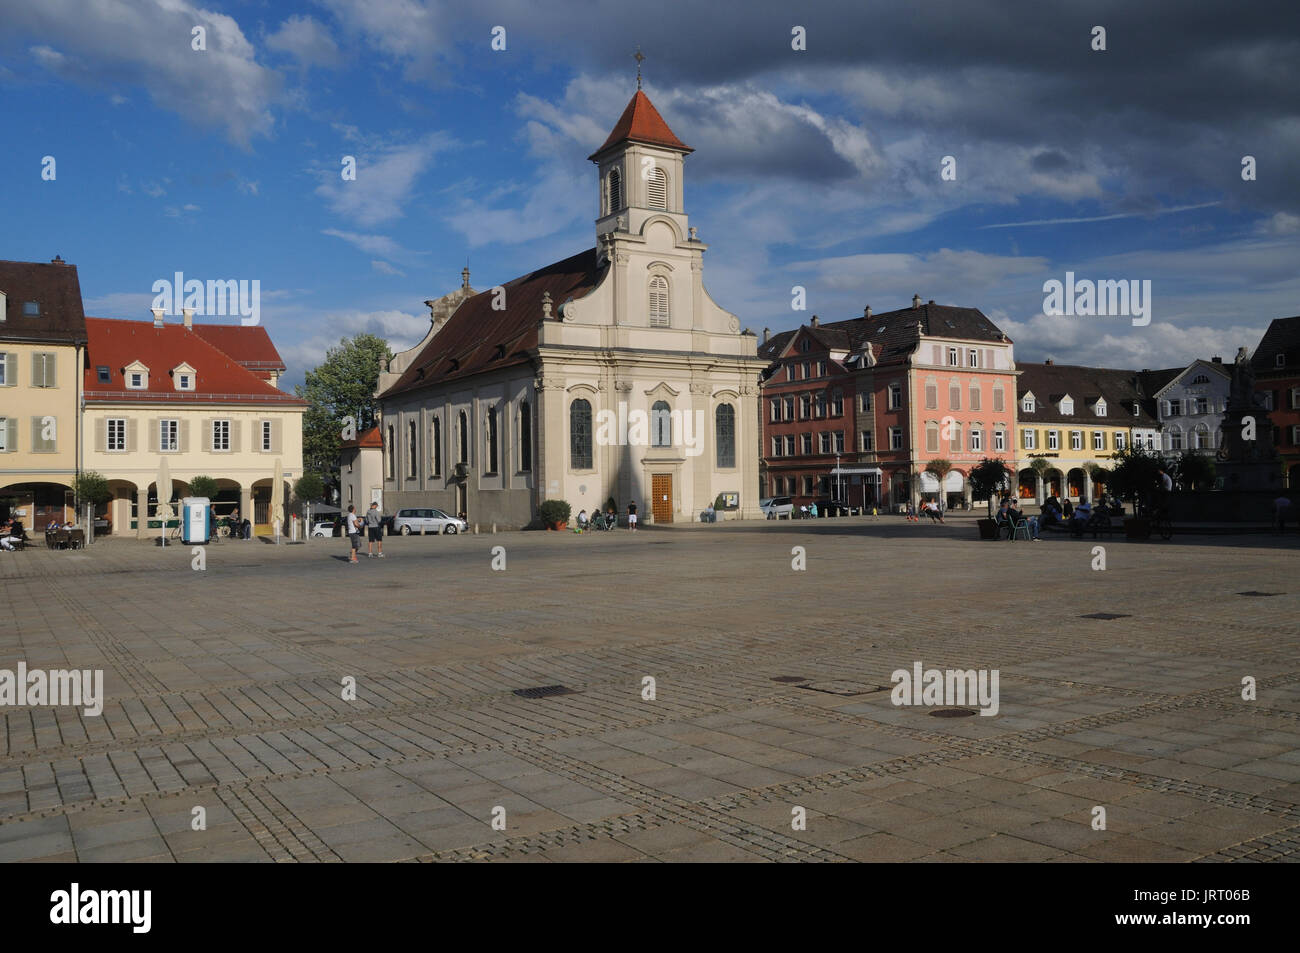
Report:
292,472,326,506
295,334,394,482
72,471,111,508
188,475,219,499
1108,445,1164,514
1173,451,1216,491
924,459,952,509
1029,458,1051,501
968,458,1012,516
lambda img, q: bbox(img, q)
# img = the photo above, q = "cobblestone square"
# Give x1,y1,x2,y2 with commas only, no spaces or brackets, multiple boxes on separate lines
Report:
2,517,1298,862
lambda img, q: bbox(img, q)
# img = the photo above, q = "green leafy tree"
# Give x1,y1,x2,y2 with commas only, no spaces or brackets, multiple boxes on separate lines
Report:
296,334,394,485
72,471,112,508
187,475,219,499
1108,445,1165,514
292,473,326,506
968,458,1012,516
1173,451,1216,491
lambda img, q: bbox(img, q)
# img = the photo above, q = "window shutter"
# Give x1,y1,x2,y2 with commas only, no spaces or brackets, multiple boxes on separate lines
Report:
271,418,282,453
31,352,42,387
931,344,941,364
1160,400,1169,417
95,417,105,453
229,420,240,453
127,418,138,451
31,416,41,450
149,418,159,452
180,419,190,452
46,353,56,388
2,352,15,385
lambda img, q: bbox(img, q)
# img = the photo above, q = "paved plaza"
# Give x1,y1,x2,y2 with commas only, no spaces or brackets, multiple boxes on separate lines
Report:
1,517,1298,863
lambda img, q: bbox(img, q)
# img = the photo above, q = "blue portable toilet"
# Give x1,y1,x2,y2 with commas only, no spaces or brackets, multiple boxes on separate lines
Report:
181,497,211,544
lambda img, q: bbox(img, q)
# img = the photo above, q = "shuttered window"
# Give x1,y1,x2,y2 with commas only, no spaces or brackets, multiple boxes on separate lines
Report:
648,276,670,327
0,352,16,386
107,418,127,451
213,419,230,451
607,168,623,213
647,167,667,210
31,352,56,387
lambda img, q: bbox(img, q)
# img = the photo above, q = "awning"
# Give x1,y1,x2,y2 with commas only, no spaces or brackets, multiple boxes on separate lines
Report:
830,467,883,476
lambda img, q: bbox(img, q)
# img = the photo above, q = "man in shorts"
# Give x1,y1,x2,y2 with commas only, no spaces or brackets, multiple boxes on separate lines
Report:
627,501,638,531
345,505,361,563
365,501,385,557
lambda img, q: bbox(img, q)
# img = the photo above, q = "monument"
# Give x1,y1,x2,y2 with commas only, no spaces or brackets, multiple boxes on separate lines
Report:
1216,347,1282,491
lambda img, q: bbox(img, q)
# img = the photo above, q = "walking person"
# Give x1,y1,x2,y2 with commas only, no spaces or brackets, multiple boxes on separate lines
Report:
365,501,385,557
627,501,638,532
345,504,361,564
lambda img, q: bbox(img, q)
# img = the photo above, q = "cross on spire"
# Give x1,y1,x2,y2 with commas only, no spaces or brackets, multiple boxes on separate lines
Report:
634,47,645,90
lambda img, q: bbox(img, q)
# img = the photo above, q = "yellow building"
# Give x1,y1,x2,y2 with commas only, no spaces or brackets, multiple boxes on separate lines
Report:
83,313,306,537
1014,361,1160,502
0,258,86,530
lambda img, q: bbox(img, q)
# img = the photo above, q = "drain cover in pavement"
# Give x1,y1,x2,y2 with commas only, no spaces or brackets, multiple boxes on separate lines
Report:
771,676,809,683
1080,612,1131,620
512,685,579,699
1237,591,1282,597
798,681,887,696
929,708,978,718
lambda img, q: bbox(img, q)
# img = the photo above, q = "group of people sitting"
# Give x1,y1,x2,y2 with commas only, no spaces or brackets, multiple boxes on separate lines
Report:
996,494,1109,540
1,518,22,551
574,507,620,532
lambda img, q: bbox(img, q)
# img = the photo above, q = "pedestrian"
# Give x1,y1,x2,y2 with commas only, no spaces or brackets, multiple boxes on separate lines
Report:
809,501,819,519
365,501,385,557
627,501,638,531
1274,496,1292,534
345,504,361,563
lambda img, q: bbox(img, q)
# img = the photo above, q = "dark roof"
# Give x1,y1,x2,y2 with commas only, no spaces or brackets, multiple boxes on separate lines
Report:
0,258,87,345
1017,362,1159,426
83,317,306,405
379,248,604,399
589,90,692,160
1135,367,1182,398
1251,315,1300,372
758,302,1010,367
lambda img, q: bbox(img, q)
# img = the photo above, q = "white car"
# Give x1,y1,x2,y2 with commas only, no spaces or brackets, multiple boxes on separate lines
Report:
759,496,794,519
392,507,467,535
310,520,337,537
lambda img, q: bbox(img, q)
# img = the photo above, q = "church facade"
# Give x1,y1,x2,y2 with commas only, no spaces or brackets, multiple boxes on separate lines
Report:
375,90,765,527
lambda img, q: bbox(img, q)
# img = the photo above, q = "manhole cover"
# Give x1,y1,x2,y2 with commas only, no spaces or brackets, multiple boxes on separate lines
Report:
1080,612,1131,620
929,708,977,718
512,685,579,699
771,676,809,683
798,681,886,696
1237,591,1282,597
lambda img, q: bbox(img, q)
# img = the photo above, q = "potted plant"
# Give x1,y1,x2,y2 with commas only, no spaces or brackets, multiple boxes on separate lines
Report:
538,499,571,531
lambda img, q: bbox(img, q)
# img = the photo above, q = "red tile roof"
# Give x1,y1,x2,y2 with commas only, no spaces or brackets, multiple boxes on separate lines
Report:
342,425,382,450
589,90,692,159
379,248,604,399
0,258,87,345
191,324,286,373
82,317,306,405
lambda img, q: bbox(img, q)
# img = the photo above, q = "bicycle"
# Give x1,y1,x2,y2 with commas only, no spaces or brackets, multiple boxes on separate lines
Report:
1149,503,1174,541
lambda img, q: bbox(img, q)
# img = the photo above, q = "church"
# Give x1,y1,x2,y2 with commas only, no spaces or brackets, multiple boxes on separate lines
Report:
375,87,766,527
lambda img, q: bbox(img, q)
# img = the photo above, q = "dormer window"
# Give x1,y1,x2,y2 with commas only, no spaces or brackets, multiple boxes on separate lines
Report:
1277,353,1286,368
23,301,39,316
124,361,149,390
171,363,196,391
96,366,110,384
1191,374,1210,384
1060,396,1074,415
1022,395,1035,413
1095,399,1106,416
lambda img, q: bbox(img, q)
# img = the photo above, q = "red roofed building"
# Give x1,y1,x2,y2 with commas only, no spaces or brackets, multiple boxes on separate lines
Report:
376,89,765,526
191,324,287,386
339,425,384,513
82,314,306,537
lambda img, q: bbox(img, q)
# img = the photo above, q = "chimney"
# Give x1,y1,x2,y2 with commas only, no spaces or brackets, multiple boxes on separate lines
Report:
912,294,921,309
811,315,819,328
182,307,194,329
1045,359,1053,366
864,305,872,318
762,327,770,344
151,308,165,328
928,299,935,305
51,255,65,265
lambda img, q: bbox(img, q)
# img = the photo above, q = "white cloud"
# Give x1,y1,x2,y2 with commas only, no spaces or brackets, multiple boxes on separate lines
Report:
1257,211,1300,235
322,229,405,257
371,260,405,276
266,15,341,71
314,133,454,227
12,0,281,146
444,167,588,248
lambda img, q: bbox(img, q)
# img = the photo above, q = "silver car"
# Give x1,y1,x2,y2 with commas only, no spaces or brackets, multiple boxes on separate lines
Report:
392,507,467,535
759,496,794,519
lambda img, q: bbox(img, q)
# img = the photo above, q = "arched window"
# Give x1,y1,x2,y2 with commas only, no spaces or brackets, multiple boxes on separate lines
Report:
430,417,441,477
651,400,672,447
1194,423,1212,450
715,404,735,468
386,424,395,479
519,400,531,472
647,166,667,210
648,276,670,327
458,411,468,464
606,168,623,214
485,407,498,474
408,420,417,478
570,399,592,469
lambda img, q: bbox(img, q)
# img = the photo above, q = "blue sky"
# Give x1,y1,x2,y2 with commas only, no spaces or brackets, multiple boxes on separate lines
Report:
2,0,1297,388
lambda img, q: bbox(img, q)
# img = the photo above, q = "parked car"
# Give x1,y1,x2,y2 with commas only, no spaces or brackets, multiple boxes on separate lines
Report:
759,496,794,519
392,507,468,535
310,520,337,537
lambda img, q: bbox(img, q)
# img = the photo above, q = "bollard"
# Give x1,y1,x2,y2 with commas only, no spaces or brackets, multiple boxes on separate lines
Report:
492,523,497,534
473,523,479,535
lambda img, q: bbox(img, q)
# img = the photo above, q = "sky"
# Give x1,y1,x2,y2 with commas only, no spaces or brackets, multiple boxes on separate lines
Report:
2,0,1298,390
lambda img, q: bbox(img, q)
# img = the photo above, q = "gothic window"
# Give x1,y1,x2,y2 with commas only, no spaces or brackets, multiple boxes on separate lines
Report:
408,420,417,478
715,404,735,468
648,276,670,327
570,399,592,469
519,401,531,472
485,406,498,474
458,411,468,464
431,417,441,477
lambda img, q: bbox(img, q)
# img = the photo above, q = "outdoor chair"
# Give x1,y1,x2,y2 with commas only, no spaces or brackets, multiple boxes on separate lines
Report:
1088,513,1114,539
1011,519,1031,541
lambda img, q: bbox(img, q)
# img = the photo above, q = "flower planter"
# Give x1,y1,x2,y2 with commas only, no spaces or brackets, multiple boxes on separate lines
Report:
977,518,1000,540
1123,518,1151,540
547,521,568,532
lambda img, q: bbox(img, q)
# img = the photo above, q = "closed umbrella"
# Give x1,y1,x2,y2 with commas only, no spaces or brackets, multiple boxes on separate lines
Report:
156,456,172,547
270,458,284,542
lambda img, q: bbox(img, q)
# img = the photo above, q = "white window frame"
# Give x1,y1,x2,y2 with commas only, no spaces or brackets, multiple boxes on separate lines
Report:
213,419,231,452
1115,433,1126,451
861,430,873,451
889,427,903,450
970,428,982,452
1048,430,1060,451
1022,396,1034,413
994,429,1006,452
1093,431,1104,451
1070,431,1082,451
108,418,127,452
261,420,273,452
947,347,959,366
160,418,178,452
1024,429,1037,450
888,383,902,410
968,349,978,368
